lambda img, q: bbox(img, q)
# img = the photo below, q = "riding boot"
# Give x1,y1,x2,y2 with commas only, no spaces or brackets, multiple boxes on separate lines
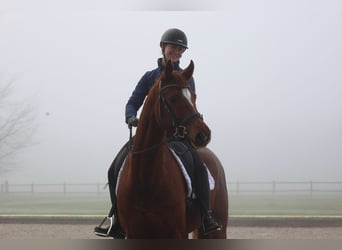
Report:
191,149,222,235
94,141,130,238
198,186,222,235
94,186,126,238
201,209,222,235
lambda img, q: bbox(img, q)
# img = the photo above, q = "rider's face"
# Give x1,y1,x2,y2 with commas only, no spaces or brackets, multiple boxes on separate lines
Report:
163,44,186,63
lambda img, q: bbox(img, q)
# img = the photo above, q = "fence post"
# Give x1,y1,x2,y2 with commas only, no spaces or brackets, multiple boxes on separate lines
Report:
31,183,34,194
310,181,313,195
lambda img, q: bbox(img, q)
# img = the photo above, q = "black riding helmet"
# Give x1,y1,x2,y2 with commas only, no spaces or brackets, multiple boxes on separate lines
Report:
160,28,188,49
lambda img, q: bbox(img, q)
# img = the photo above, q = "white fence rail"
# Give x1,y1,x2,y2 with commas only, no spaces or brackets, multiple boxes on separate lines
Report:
229,181,342,194
1,181,342,195
0,181,107,194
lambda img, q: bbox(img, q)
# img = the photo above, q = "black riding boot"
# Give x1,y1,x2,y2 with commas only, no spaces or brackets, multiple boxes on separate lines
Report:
191,149,222,235
94,141,130,238
94,185,125,238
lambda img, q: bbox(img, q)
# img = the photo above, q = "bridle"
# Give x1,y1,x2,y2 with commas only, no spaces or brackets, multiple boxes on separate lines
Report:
132,80,203,155
159,81,203,139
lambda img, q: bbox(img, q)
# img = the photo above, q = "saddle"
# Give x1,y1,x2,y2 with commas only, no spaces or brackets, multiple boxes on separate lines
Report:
168,141,195,197
168,141,215,198
114,140,214,198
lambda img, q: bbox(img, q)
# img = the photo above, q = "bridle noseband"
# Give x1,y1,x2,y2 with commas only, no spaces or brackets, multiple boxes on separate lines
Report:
159,81,203,139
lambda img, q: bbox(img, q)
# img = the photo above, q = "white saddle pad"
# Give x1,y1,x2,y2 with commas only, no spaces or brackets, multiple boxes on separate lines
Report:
115,148,215,198
169,147,215,198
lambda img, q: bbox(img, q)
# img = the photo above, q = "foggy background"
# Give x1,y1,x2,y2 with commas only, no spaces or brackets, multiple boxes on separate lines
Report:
0,0,341,184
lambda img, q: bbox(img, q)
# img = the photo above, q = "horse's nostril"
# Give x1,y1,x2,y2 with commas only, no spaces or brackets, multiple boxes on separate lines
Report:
195,132,210,145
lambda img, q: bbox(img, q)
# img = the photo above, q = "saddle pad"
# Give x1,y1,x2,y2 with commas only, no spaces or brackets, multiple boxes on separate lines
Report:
169,147,215,198
115,149,215,198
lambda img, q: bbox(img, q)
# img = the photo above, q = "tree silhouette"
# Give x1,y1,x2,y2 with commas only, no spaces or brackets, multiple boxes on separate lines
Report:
0,80,37,174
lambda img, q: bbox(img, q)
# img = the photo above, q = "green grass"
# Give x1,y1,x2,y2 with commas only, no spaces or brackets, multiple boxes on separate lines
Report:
228,193,342,216
1,193,342,216
0,193,111,215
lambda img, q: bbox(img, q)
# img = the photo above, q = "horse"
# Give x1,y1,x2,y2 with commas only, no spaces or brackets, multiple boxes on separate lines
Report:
116,60,228,239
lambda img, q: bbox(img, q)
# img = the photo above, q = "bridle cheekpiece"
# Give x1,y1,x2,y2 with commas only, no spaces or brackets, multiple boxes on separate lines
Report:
158,81,203,139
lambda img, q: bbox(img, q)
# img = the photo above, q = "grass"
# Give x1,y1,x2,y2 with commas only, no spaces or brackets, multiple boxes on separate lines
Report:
0,193,111,215
1,193,342,216
228,193,342,216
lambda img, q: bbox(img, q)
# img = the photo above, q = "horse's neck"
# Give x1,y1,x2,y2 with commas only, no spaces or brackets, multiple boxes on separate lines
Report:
130,111,167,185
133,108,165,153
130,85,168,178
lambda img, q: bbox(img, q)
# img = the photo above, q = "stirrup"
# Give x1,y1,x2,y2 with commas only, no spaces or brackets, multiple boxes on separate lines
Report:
202,223,222,235
94,216,113,237
201,211,223,235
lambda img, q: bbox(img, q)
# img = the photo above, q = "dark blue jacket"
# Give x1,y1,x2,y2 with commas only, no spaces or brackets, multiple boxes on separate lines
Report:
125,58,195,120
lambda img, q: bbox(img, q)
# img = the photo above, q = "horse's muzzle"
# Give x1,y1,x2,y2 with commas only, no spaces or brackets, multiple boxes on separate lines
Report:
194,130,211,148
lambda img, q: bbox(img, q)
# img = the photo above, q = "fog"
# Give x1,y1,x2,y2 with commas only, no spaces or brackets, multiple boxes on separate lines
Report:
0,1,341,184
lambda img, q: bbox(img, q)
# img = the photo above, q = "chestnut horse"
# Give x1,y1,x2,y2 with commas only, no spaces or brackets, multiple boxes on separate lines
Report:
116,60,228,238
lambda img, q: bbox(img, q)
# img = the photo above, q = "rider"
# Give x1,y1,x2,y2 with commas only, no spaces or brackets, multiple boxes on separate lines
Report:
94,28,222,238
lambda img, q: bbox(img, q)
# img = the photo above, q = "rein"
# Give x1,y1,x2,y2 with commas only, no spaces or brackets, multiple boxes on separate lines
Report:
132,140,167,155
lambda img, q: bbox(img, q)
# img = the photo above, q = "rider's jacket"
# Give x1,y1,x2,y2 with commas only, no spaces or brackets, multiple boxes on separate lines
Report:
125,58,195,120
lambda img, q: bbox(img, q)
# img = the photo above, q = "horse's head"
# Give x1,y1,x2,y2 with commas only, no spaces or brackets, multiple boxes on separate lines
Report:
157,60,211,148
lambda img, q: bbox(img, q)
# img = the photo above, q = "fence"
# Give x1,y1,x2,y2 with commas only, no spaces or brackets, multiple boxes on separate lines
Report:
229,181,342,194
0,181,108,194
1,181,342,195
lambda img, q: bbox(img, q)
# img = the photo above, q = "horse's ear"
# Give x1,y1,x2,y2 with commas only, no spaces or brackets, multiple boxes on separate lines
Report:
182,60,194,81
165,60,173,81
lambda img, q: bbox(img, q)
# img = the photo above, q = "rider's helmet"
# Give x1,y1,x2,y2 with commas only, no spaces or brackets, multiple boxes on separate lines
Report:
160,28,188,49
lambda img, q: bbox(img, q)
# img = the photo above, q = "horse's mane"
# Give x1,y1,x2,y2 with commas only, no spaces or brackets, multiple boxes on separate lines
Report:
141,64,184,124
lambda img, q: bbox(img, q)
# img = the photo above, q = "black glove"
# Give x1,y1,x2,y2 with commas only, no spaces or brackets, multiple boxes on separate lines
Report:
126,116,139,128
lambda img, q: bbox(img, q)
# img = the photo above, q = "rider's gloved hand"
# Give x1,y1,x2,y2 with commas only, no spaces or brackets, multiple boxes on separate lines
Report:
126,116,139,128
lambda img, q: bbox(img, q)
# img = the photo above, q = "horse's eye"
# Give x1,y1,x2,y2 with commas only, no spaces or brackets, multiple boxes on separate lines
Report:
169,95,178,103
